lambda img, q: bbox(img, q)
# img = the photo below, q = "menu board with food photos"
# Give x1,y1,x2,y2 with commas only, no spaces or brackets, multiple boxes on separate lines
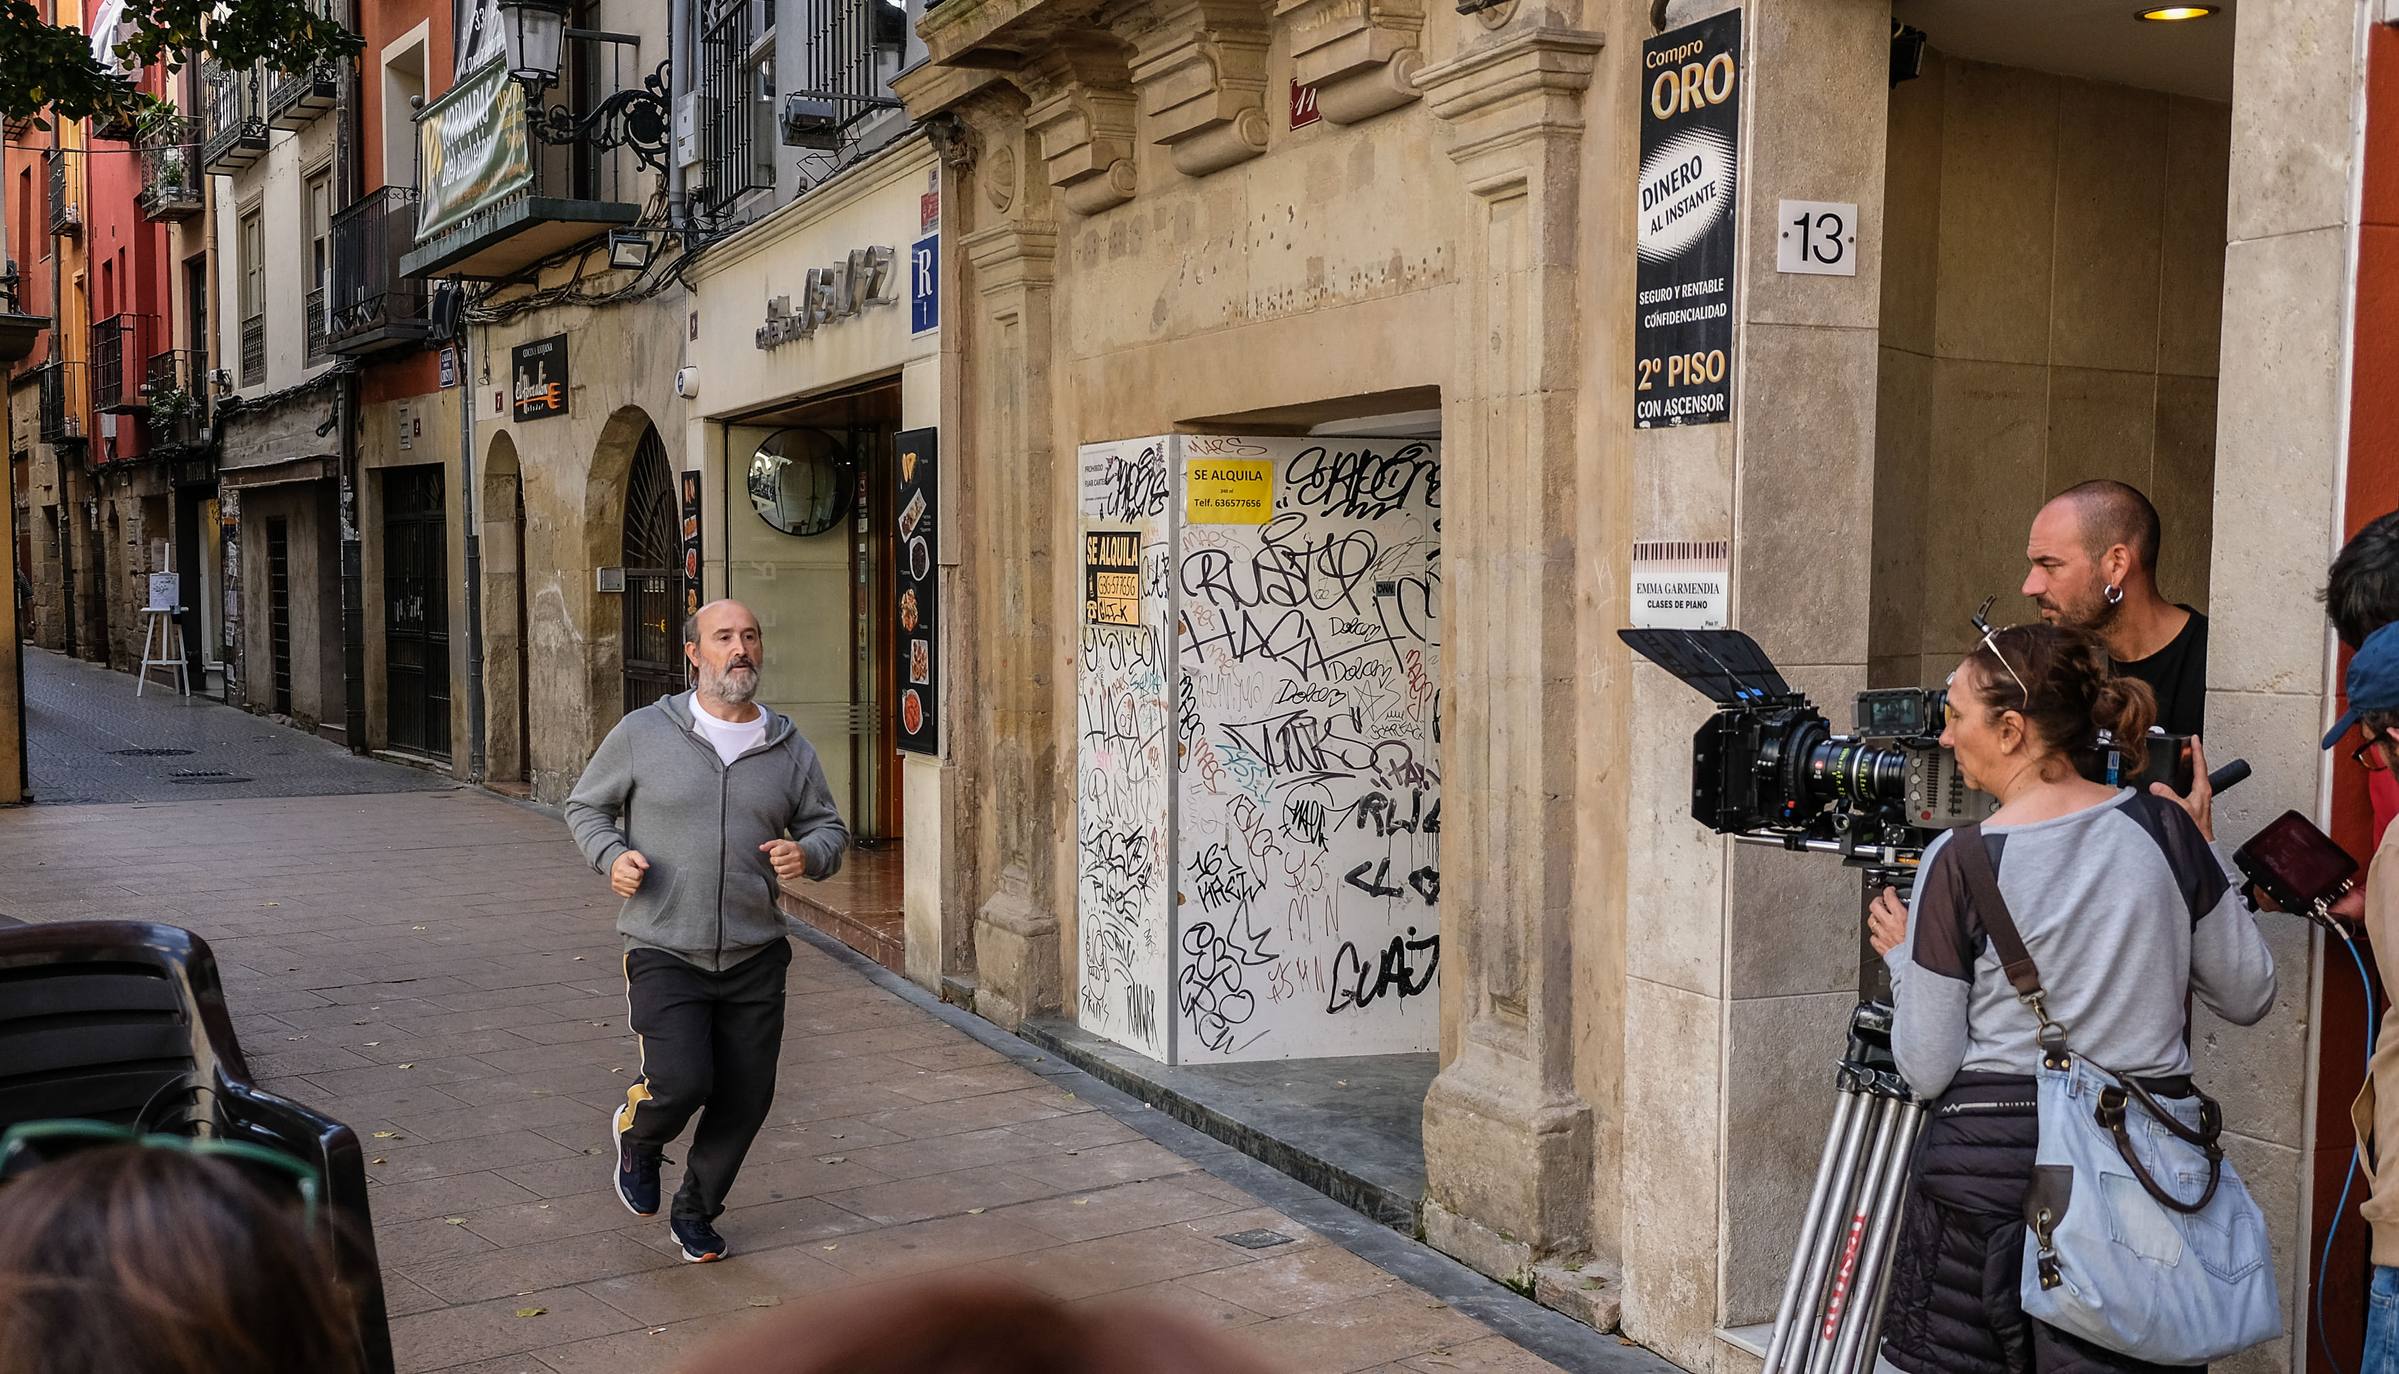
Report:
894,428,939,757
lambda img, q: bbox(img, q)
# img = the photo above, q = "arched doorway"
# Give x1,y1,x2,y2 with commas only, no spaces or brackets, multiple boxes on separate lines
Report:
620,424,684,715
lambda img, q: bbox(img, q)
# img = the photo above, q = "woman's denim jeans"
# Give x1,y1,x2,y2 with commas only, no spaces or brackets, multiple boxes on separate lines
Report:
2368,1265,2399,1373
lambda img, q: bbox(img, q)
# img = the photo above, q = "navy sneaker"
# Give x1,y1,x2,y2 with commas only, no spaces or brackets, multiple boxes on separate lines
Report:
671,1214,728,1263
611,1104,659,1218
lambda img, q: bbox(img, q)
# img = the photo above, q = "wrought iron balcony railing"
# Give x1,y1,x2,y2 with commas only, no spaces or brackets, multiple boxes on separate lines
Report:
92,313,161,412
144,348,210,446
240,312,266,387
37,360,85,443
329,185,433,356
137,120,205,221
305,285,328,364
46,148,79,236
203,62,270,173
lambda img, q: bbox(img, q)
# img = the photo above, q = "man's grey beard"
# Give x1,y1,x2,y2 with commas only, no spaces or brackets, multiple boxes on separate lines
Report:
701,660,759,705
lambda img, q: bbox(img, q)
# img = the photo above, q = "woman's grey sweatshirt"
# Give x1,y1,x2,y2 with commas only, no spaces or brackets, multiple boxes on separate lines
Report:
564,691,849,972
1884,788,2275,1100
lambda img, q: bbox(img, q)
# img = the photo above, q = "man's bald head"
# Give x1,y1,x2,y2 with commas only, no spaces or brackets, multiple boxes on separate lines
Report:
685,599,761,645
2051,480,2162,574
685,600,764,708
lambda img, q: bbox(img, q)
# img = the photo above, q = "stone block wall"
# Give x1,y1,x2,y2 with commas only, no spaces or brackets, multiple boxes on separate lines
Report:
1870,51,2232,690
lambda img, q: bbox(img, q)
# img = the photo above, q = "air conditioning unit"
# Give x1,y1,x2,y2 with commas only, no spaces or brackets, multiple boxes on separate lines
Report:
781,94,840,150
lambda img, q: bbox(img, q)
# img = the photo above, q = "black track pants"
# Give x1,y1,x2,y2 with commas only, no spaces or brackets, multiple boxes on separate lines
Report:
617,940,790,1221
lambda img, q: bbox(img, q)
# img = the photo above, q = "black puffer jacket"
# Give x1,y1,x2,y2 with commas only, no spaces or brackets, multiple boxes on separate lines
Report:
1880,1073,2202,1374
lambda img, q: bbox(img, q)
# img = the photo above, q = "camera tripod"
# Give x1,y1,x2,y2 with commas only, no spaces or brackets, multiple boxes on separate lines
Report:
1760,1000,1924,1374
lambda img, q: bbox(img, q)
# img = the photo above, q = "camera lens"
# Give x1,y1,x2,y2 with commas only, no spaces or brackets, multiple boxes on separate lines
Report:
1802,738,1908,807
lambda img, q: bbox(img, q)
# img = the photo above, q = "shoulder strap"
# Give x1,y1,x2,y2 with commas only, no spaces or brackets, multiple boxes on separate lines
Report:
1950,824,2042,1000
1952,824,2074,1062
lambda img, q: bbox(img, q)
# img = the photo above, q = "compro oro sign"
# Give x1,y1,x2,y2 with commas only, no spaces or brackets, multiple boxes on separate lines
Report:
416,58,533,242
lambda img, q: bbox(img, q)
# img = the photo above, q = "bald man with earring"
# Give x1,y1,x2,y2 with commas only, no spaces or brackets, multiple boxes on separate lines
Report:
564,599,849,1263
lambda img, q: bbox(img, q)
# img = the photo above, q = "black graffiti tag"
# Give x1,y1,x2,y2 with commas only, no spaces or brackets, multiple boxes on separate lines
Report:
1326,928,1440,1014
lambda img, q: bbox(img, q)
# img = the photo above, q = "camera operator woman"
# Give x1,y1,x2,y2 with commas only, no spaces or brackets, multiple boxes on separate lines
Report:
1864,621,2275,1374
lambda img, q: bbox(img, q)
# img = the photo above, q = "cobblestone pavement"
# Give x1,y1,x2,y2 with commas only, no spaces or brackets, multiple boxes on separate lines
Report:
22,646,455,803
0,788,1642,1374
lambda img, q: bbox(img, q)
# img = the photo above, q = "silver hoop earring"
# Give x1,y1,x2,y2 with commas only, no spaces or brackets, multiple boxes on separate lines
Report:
2104,582,2124,606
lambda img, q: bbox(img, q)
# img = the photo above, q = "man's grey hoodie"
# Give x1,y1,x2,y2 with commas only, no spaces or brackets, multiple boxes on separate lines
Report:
564,691,849,972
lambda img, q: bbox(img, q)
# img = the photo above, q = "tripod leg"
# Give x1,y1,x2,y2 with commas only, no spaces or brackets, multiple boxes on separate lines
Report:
1763,1088,1869,1373
1782,1094,1890,1373
1830,1101,1926,1374
1804,1098,1904,1374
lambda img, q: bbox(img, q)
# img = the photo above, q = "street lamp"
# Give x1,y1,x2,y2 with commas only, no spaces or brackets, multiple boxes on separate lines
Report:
499,0,571,91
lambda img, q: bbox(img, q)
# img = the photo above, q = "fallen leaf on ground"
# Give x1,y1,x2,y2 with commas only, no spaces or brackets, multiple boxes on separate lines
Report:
371,1158,385,1165
746,1297,780,1308
822,1244,838,1251
818,1156,847,1165
372,1131,397,1140
444,1217,466,1225
514,1307,546,1319
397,1063,415,1069
967,1208,985,1215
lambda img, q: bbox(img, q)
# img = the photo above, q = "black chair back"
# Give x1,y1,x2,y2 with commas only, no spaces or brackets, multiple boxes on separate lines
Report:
0,921,394,1374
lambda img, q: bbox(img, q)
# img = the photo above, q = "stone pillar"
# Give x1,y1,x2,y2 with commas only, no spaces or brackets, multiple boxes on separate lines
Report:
2201,4,2373,1369
951,90,1068,1032
1414,24,1605,1291
1610,1,1892,1362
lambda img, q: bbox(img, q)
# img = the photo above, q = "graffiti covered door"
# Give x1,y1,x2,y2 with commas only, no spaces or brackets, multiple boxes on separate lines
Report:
1174,434,1440,1062
1073,437,1175,1061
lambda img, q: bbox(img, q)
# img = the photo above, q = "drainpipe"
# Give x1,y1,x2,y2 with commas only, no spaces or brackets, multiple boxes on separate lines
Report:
337,3,367,752
666,0,689,232
52,141,74,663
461,323,485,783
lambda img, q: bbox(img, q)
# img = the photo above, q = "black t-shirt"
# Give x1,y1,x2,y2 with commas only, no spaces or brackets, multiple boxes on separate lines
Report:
2113,606,2208,738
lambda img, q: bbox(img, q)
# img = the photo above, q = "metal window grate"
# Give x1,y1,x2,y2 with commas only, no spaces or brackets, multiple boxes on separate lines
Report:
796,0,905,124
699,0,772,213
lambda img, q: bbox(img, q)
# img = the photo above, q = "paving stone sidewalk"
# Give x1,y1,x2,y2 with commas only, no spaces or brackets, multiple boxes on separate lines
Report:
0,787,1635,1374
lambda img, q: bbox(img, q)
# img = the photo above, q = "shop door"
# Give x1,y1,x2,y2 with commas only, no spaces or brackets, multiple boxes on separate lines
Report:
380,465,451,758
621,426,685,716
267,517,293,715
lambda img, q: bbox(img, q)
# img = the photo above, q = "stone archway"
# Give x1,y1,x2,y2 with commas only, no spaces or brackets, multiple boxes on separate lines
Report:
576,406,678,756
480,430,529,787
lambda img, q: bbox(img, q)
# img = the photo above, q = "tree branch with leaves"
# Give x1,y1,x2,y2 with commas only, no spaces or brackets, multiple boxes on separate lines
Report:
0,0,362,130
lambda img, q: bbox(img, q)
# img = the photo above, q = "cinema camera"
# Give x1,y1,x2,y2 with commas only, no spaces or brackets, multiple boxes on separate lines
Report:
1619,626,2221,874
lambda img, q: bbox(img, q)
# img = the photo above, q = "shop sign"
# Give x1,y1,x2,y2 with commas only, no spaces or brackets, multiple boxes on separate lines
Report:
1185,457,1273,524
679,470,703,620
755,247,900,349
438,346,459,388
1634,9,1741,429
910,234,938,336
895,428,940,757
415,57,533,243
511,334,569,421
1083,526,1142,626
1629,538,1730,629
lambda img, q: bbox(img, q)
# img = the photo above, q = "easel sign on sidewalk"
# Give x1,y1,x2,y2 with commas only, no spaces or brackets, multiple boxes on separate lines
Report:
139,573,190,698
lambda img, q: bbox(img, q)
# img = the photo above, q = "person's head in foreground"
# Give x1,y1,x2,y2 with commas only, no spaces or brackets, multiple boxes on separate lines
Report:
0,1142,362,1374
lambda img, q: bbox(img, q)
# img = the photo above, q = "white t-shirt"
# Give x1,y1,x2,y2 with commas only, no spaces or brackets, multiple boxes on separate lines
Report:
690,697,769,766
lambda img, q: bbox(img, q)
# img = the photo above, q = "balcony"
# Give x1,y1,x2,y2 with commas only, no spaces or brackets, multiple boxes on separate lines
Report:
37,360,85,444
398,57,638,281
137,123,205,222
46,149,79,237
330,186,435,356
143,348,211,449
92,313,161,413
240,313,266,387
269,63,341,130
203,64,270,174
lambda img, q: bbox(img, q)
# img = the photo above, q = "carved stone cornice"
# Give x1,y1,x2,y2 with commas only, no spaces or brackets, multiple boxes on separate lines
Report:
1124,0,1273,178
1275,0,1425,125
1417,26,1605,170
1019,42,1140,216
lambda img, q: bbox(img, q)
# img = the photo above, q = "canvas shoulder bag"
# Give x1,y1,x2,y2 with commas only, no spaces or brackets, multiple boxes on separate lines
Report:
1951,825,2281,1364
